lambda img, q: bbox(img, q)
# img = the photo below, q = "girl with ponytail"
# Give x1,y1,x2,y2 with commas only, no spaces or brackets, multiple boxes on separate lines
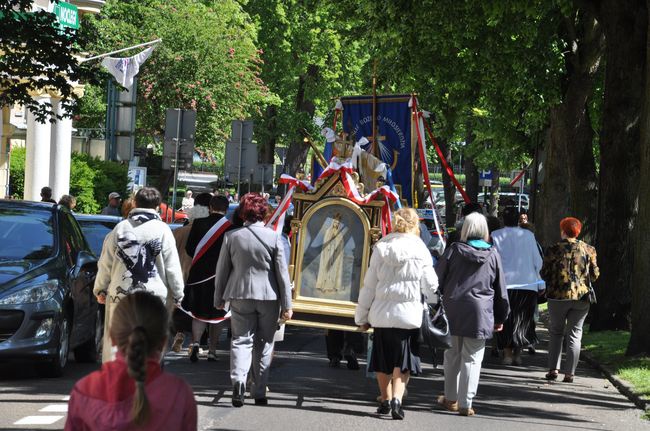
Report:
65,292,197,430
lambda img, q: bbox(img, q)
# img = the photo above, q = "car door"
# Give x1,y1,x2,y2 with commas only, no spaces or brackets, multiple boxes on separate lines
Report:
61,213,97,346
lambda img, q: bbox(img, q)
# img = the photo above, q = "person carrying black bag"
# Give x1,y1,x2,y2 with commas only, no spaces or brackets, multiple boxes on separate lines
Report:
434,212,509,417
541,217,599,384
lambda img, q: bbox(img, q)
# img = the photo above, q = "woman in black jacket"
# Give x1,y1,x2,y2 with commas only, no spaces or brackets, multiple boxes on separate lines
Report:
435,212,509,416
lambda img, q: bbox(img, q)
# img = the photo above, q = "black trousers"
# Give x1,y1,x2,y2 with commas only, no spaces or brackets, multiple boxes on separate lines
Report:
325,330,364,360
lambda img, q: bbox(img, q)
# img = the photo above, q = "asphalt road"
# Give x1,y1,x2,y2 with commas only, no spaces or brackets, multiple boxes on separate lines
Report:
0,325,647,431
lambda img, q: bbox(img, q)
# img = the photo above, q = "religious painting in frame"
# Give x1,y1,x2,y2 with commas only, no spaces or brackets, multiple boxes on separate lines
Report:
287,173,385,331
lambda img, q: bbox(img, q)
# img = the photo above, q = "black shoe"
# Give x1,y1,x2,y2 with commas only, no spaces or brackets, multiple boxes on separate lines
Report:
376,400,390,415
528,346,536,355
390,398,404,420
232,382,245,407
345,354,359,370
329,357,341,368
189,344,199,363
254,398,268,406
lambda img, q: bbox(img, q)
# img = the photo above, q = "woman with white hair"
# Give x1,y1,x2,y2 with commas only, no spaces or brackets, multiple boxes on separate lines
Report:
435,212,509,416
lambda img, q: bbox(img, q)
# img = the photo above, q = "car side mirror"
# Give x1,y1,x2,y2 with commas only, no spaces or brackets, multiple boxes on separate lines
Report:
73,250,98,278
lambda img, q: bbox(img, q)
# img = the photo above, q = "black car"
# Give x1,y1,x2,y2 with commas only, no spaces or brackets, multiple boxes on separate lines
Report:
0,200,100,376
74,214,122,257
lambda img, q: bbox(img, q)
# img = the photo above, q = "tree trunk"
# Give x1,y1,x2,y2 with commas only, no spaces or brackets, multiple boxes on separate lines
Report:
537,120,571,248
464,125,479,202
488,167,500,218
284,71,317,177
591,0,647,331
438,138,457,228
537,5,602,248
628,0,650,356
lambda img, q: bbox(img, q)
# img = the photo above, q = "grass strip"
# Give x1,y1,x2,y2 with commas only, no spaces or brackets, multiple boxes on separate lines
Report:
582,328,650,400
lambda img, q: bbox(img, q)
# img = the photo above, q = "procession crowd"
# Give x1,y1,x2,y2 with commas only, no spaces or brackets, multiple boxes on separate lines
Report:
60,186,599,430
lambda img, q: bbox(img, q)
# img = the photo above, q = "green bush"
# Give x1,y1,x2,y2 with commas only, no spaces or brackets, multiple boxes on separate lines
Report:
9,147,25,198
70,156,100,213
8,148,128,214
75,153,129,211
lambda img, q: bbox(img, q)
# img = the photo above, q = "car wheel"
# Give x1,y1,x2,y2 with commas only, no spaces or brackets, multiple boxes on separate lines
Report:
74,307,103,363
39,315,70,378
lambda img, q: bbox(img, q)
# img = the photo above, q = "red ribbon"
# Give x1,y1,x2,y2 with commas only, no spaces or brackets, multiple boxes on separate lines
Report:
510,169,526,187
317,159,398,233
419,114,471,204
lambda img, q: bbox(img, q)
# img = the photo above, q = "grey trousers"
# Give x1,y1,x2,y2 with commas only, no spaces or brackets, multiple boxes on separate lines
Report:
229,299,280,399
547,299,590,375
444,336,486,409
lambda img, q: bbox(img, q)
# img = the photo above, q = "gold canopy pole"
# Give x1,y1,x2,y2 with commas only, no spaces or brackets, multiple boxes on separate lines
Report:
303,136,328,169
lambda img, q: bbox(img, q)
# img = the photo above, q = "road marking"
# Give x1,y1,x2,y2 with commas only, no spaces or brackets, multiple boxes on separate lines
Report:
40,404,68,413
13,415,64,425
61,395,70,401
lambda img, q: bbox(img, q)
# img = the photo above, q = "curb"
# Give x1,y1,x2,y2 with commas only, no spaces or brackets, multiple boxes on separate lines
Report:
581,350,648,412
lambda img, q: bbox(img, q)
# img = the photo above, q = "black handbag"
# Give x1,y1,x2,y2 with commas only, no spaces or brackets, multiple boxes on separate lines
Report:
581,255,597,304
421,291,452,350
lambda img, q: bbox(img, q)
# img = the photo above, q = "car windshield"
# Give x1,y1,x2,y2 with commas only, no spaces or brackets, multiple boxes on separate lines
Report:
0,208,54,260
77,220,117,256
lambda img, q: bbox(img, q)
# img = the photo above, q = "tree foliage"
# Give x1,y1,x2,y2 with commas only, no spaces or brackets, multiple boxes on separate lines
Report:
78,0,276,163
0,0,98,122
243,0,370,173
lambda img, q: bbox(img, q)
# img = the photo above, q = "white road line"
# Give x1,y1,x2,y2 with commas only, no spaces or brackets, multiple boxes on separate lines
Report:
40,404,68,413
13,415,64,425
61,395,71,401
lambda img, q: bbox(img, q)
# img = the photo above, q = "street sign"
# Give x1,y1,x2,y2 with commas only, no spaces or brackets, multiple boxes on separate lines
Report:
479,170,493,187
53,1,79,30
163,109,196,170
479,170,492,180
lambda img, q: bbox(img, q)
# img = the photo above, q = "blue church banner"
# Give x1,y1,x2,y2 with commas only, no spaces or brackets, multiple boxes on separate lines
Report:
341,94,413,205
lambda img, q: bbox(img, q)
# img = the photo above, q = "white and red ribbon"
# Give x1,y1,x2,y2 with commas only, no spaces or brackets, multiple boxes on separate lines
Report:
265,174,313,232
192,217,232,266
316,159,399,234
176,305,231,324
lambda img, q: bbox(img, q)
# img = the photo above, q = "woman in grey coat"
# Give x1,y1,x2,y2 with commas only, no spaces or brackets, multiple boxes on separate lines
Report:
435,212,509,416
214,193,293,407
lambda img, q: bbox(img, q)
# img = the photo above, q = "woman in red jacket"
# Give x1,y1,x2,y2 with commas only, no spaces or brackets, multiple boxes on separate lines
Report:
65,292,197,430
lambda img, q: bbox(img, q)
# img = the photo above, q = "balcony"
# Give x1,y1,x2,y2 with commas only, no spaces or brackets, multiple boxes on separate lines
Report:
69,0,105,15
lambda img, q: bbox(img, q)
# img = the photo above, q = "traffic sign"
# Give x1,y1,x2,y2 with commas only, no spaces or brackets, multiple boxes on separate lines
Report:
53,1,79,30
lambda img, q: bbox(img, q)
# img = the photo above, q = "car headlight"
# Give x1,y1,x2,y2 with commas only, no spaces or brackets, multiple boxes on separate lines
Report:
0,280,60,305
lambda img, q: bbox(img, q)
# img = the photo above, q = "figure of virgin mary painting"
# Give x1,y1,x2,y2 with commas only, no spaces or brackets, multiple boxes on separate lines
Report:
314,213,346,293
299,204,365,302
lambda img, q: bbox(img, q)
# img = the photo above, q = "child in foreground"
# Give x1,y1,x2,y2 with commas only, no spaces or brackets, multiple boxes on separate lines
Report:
65,291,197,431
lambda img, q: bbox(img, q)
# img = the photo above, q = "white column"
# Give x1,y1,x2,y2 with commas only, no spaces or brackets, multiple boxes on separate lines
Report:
24,96,52,201
50,99,73,198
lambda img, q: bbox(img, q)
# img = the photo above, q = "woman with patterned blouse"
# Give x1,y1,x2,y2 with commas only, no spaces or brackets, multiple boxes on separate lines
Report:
541,217,599,383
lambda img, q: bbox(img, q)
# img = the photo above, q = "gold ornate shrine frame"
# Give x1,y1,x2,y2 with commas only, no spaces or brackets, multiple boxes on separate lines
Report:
287,174,385,331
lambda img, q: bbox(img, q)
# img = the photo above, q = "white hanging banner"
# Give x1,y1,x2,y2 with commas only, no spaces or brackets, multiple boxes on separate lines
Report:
101,46,155,89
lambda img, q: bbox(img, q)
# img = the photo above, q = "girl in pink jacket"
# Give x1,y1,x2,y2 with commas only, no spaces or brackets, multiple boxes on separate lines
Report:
65,292,197,431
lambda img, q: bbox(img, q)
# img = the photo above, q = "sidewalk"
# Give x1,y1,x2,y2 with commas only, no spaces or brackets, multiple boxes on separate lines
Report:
166,323,650,431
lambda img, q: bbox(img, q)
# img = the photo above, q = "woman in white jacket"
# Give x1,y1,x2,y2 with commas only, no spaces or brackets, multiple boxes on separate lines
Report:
355,208,438,420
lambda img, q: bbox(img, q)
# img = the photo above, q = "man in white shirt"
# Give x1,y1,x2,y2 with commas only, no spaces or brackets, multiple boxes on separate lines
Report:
491,207,544,365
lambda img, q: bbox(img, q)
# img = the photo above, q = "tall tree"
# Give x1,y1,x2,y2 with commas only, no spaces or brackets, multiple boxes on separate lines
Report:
80,0,273,157
591,0,647,331
628,0,650,356
243,0,368,176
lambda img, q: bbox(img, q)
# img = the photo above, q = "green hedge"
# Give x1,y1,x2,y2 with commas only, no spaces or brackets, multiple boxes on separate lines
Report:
9,148,129,214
